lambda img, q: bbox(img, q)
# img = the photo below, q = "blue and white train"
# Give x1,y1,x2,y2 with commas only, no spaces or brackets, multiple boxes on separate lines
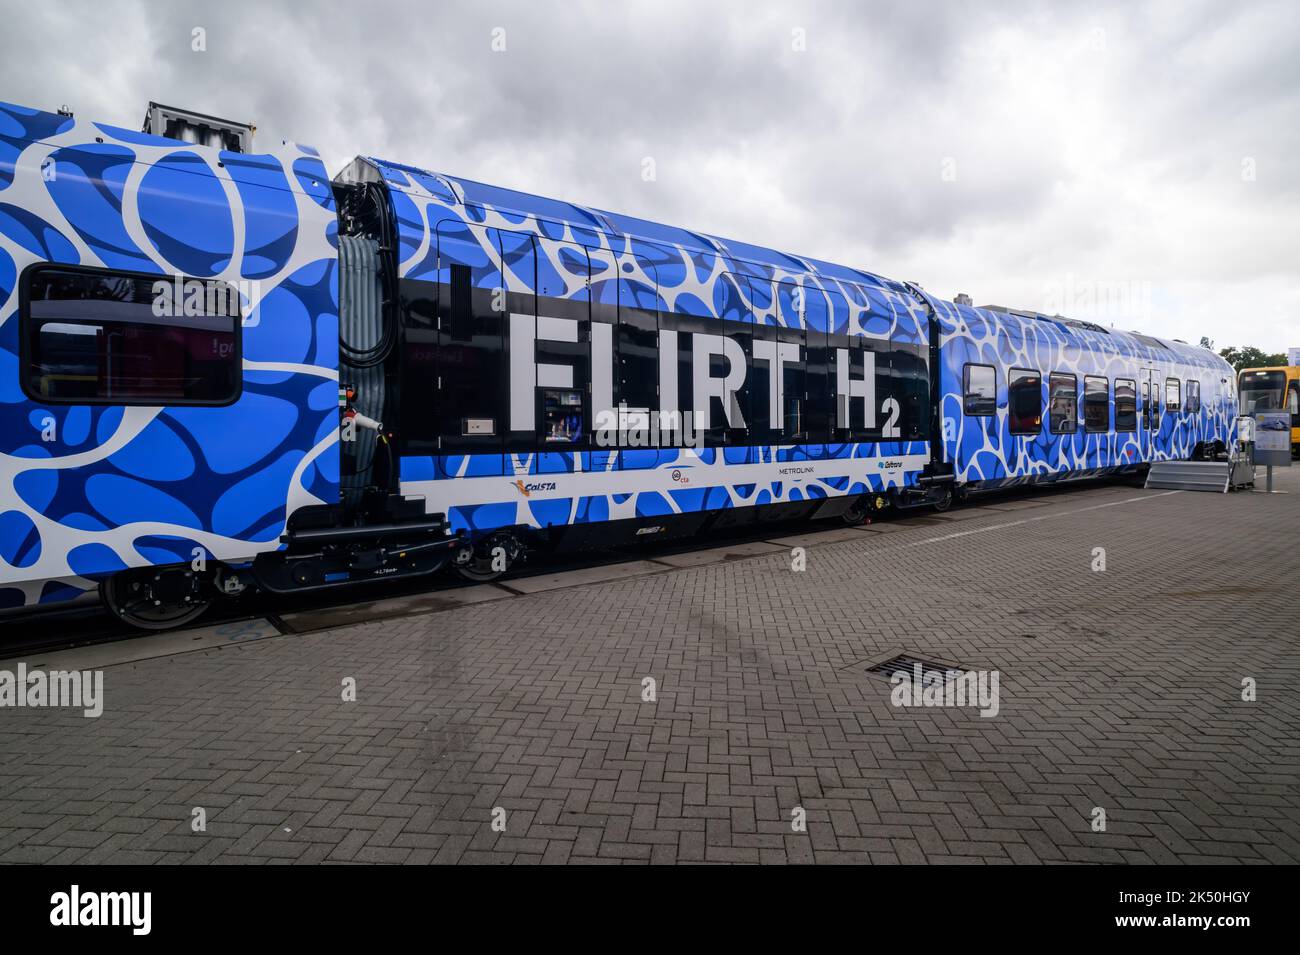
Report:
0,99,1237,628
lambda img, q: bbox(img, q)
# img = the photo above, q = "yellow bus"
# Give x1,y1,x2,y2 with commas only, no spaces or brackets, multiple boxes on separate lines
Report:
1239,366,1300,457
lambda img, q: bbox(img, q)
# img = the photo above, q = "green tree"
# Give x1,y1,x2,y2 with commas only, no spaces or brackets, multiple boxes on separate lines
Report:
1218,345,1287,371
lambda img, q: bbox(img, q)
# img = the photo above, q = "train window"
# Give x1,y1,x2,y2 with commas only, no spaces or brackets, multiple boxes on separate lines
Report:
963,363,996,416
780,336,805,440
1239,369,1283,412
785,392,803,436
1007,368,1042,434
1165,377,1180,412
1185,379,1200,413
21,264,240,405
1141,380,1150,429
541,388,583,443
1048,372,1077,434
617,306,658,417
1115,378,1137,431
1084,375,1109,432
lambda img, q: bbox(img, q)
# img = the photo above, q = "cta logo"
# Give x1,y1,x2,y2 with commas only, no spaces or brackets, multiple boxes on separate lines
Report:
670,469,691,484
513,479,557,497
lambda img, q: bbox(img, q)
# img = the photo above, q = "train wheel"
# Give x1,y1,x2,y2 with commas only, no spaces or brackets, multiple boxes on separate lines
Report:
841,496,870,525
932,487,953,512
453,531,522,583
101,568,212,631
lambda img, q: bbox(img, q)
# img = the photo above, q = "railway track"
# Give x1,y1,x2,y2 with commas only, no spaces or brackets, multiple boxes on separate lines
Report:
0,476,1129,661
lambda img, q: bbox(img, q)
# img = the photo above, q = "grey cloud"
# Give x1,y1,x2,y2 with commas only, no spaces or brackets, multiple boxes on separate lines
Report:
0,0,1296,349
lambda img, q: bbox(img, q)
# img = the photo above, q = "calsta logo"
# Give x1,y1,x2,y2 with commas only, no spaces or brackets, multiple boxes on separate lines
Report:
513,479,557,497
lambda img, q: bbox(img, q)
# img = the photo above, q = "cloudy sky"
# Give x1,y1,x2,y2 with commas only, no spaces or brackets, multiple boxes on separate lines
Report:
2,0,1296,351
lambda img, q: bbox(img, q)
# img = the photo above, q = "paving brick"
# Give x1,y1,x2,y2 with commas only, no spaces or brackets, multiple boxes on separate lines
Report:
1,476,1297,865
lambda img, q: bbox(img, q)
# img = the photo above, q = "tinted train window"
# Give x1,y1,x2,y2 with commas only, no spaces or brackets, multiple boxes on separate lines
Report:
785,391,804,436
1165,377,1180,411
1048,372,1077,433
1115,378,1137,431
22,265,240,405
963,363,996,416
618,305,658,416
1084,376,1109,432
1239,369,1284,412
541,388,583,443
1007,368,1042,434
1186,379,1200,413
891,343,930,441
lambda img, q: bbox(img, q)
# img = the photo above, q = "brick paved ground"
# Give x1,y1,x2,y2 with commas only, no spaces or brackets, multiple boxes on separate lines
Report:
1,471,1297,864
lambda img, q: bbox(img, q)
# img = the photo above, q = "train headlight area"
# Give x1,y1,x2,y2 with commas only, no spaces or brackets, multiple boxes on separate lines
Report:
0,98,1245,632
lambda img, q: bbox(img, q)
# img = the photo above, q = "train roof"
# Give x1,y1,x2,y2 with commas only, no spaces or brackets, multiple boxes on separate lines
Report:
360,155,1230,373
359,156,908,295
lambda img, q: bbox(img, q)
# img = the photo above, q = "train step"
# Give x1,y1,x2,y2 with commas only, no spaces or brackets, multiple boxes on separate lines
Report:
1144,460,1235,492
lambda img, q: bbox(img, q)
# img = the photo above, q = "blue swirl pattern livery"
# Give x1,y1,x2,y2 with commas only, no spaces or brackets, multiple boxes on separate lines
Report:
0,99,1237,628
0,101,339,616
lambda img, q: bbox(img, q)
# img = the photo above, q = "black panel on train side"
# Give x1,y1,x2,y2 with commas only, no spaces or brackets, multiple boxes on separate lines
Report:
398,260,930,459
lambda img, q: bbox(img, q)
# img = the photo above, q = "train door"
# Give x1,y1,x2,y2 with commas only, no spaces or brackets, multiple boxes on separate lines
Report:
747,276,806,446
826,285,887,447
1140,367,1160,460
686,270,752,447
1289,374,1300,454
614,247,659,463
496,227,541,477
531,235,592,475
585,246,619,473
432,220,506,466
778,280,828,454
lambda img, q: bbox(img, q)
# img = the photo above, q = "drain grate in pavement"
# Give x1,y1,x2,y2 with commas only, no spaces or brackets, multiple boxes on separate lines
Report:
864,654,966,683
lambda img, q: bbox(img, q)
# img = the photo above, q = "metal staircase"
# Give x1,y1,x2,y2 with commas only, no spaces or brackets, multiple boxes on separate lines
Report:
1144,459,1247,492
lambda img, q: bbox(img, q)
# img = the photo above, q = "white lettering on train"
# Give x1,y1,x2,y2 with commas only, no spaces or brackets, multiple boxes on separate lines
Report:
753,339,801,425
835,348,876,429
507,315,891,435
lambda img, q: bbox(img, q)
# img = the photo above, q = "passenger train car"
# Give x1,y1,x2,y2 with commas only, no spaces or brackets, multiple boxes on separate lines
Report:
1238,365,1300,457
0,99,1237,629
